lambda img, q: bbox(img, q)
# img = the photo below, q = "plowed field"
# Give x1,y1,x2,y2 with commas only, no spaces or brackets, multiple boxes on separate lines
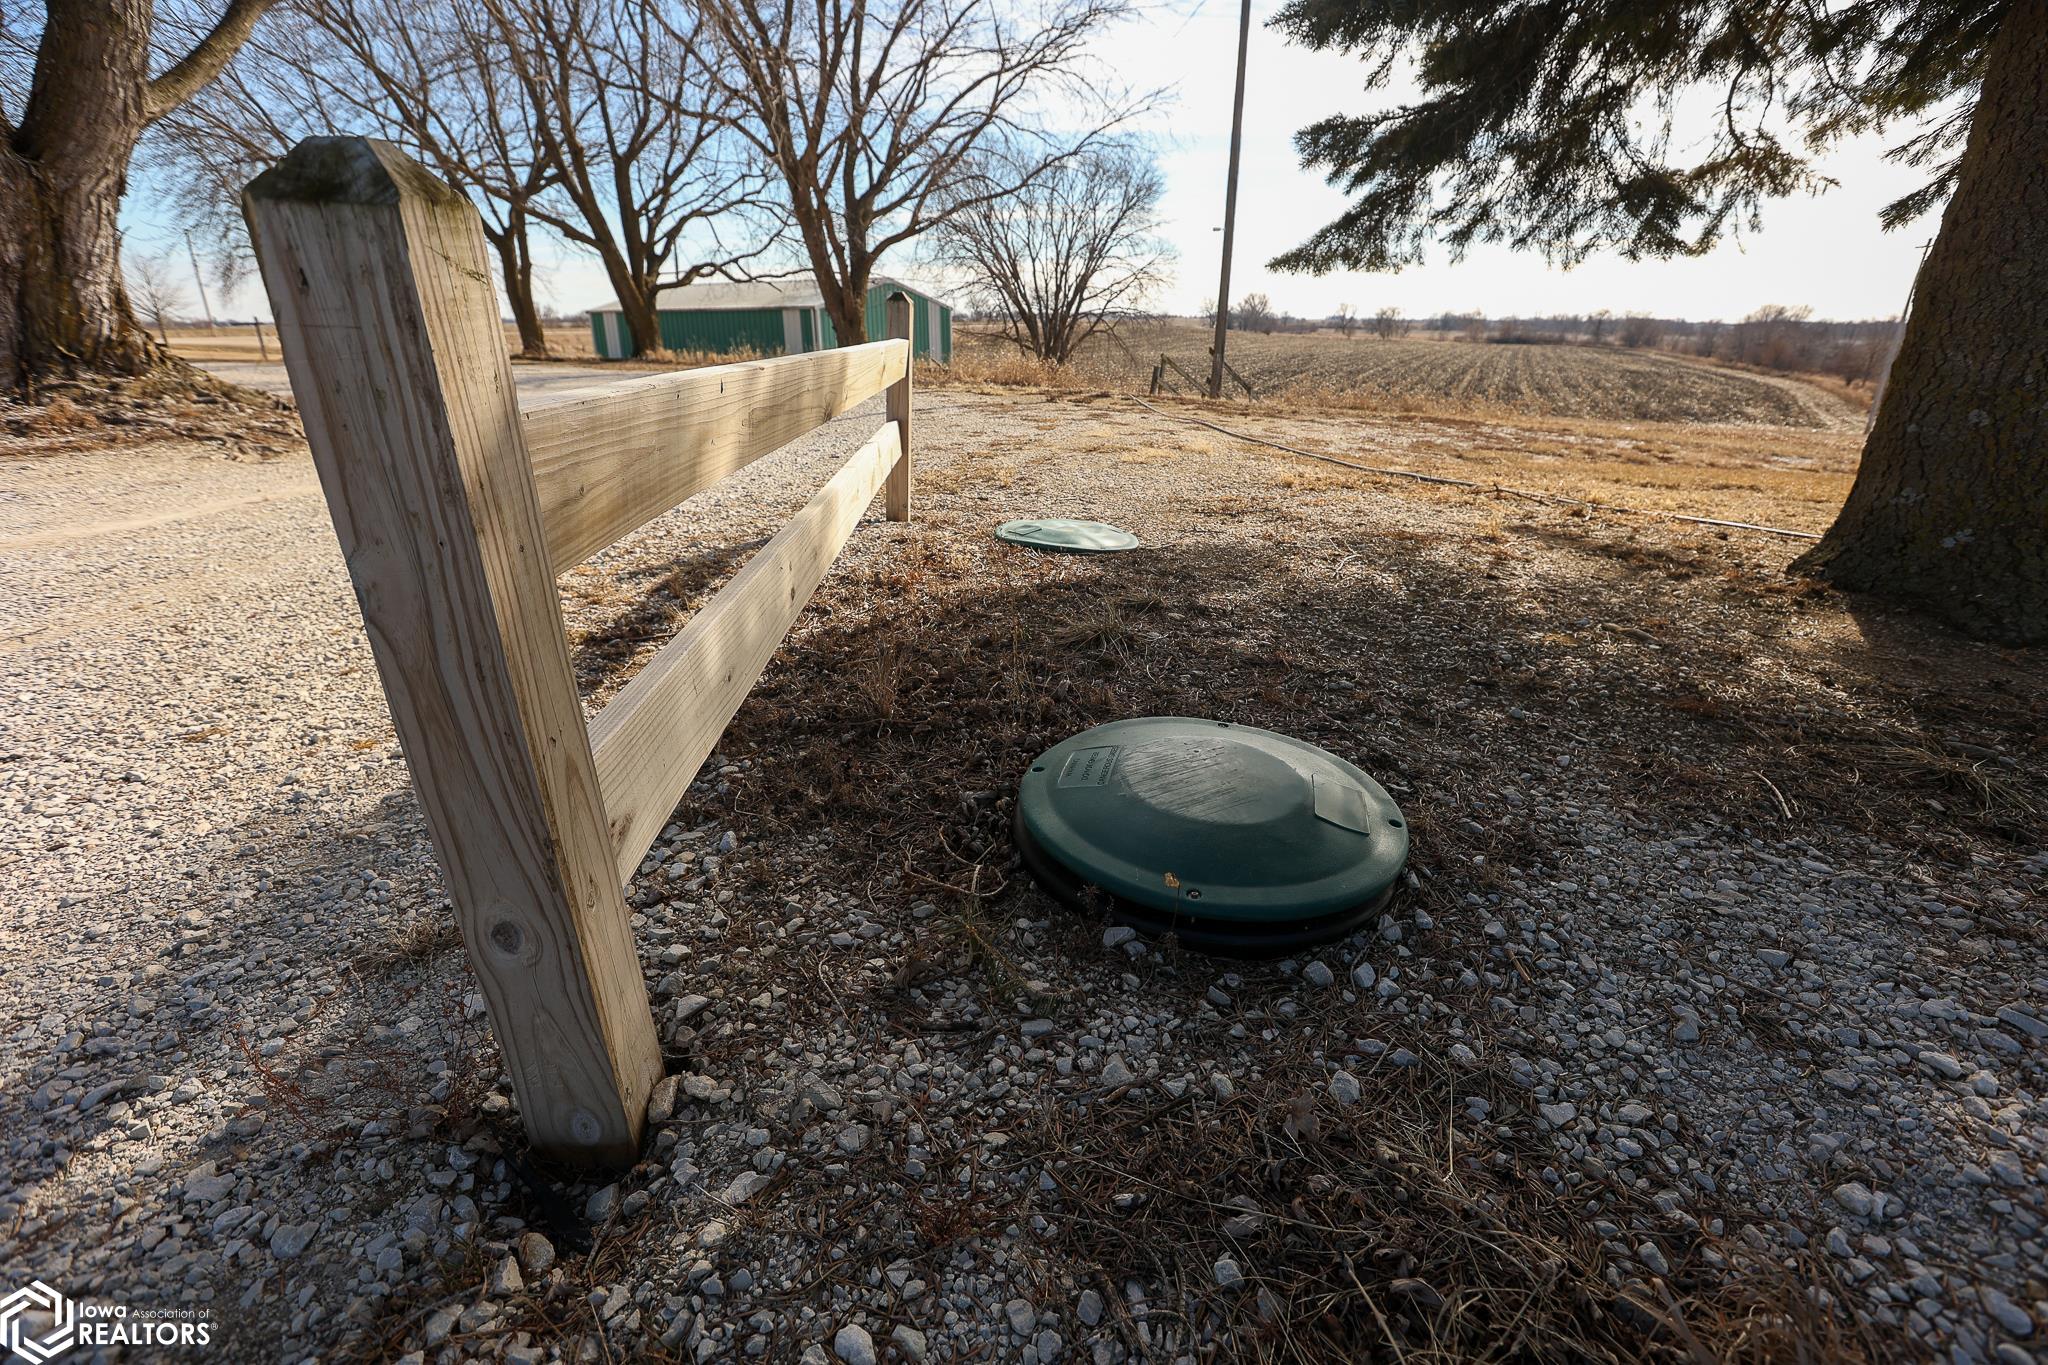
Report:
956,323,1860,428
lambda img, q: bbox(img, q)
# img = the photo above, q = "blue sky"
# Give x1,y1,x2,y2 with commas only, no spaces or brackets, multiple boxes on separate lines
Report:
125,0,1941,324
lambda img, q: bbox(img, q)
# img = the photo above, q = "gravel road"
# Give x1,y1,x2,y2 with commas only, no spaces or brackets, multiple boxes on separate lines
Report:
2,388,2043,1363
0,401,893,1358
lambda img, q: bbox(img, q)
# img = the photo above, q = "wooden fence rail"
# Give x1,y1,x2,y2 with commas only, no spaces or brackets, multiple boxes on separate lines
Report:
1206,347,1256,398
245,137,912,1163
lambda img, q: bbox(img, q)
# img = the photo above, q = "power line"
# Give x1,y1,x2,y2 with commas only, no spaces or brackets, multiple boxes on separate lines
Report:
185,231,217,330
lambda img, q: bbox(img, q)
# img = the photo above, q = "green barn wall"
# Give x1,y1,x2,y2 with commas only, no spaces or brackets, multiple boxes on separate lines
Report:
863,291,887,348
657,309,786,355
599,282,951,362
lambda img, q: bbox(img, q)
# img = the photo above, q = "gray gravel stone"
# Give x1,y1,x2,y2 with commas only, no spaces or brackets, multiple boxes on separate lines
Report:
517,1232,555,1275
833,1323,876,1365
269,1223,315,1260
1983,1287,2035,1338
647,1074,684,1123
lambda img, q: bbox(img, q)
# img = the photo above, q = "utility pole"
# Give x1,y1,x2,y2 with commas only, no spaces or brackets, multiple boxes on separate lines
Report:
185,231,217,330
1208,0,1252,399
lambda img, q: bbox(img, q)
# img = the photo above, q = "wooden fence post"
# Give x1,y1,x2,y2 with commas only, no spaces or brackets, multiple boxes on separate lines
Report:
885,292,913,521
244,137,663,1165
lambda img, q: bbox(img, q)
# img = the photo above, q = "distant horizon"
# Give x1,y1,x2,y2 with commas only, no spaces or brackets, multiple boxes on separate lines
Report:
165,302,1908,331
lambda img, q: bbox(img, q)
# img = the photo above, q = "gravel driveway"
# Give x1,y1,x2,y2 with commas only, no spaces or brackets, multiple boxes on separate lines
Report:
2,387,2043,1363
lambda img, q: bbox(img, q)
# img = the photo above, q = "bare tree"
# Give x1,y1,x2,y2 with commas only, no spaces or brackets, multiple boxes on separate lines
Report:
155,0,567,357
158,0,770,359
1586,308,1612,344
1371,305,1404,339
1726,304,1827,371
1617,312,1665,349
1334,303,1357,338
1234,293,1275,333
696,0,1138,346
125,249,187,341
2,0,278,384
311,0,565,356
933,142,1169,364
485,0,772,355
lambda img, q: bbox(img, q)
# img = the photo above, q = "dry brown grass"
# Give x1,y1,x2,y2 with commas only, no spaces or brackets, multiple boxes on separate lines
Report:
634,343,764,368
1120,392,1862,535
1687,351,1879,416
924,348,1093,390
1021,1016,1892,1363
1,365,300,459
21,395,101,432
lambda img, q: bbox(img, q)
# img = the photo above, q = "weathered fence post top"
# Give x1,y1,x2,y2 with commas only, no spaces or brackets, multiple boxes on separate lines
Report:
246,135,465,209
246,135,913,1166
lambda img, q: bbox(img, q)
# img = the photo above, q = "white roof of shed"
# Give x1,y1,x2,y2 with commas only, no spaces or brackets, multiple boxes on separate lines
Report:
588,275,946,314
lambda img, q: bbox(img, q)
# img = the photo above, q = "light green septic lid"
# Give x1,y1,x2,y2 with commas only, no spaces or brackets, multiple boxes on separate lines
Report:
1016,717,1408,924
995,519,1140,553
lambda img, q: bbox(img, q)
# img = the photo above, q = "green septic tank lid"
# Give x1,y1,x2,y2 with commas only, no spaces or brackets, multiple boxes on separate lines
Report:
995,519,1140,553
1015,717,1409,956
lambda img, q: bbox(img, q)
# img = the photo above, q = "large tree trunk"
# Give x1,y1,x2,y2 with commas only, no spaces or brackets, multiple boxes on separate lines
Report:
494,205,549,360
827,278,869,346
782,186,869,346
1794,0,2048,645
615,285,661,358
2,0,159,385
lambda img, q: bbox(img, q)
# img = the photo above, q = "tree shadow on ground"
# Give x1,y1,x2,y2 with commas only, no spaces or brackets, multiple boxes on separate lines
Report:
613,497,2042,1362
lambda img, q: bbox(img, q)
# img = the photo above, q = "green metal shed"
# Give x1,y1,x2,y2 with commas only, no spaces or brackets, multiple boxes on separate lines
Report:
588,276,952,362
